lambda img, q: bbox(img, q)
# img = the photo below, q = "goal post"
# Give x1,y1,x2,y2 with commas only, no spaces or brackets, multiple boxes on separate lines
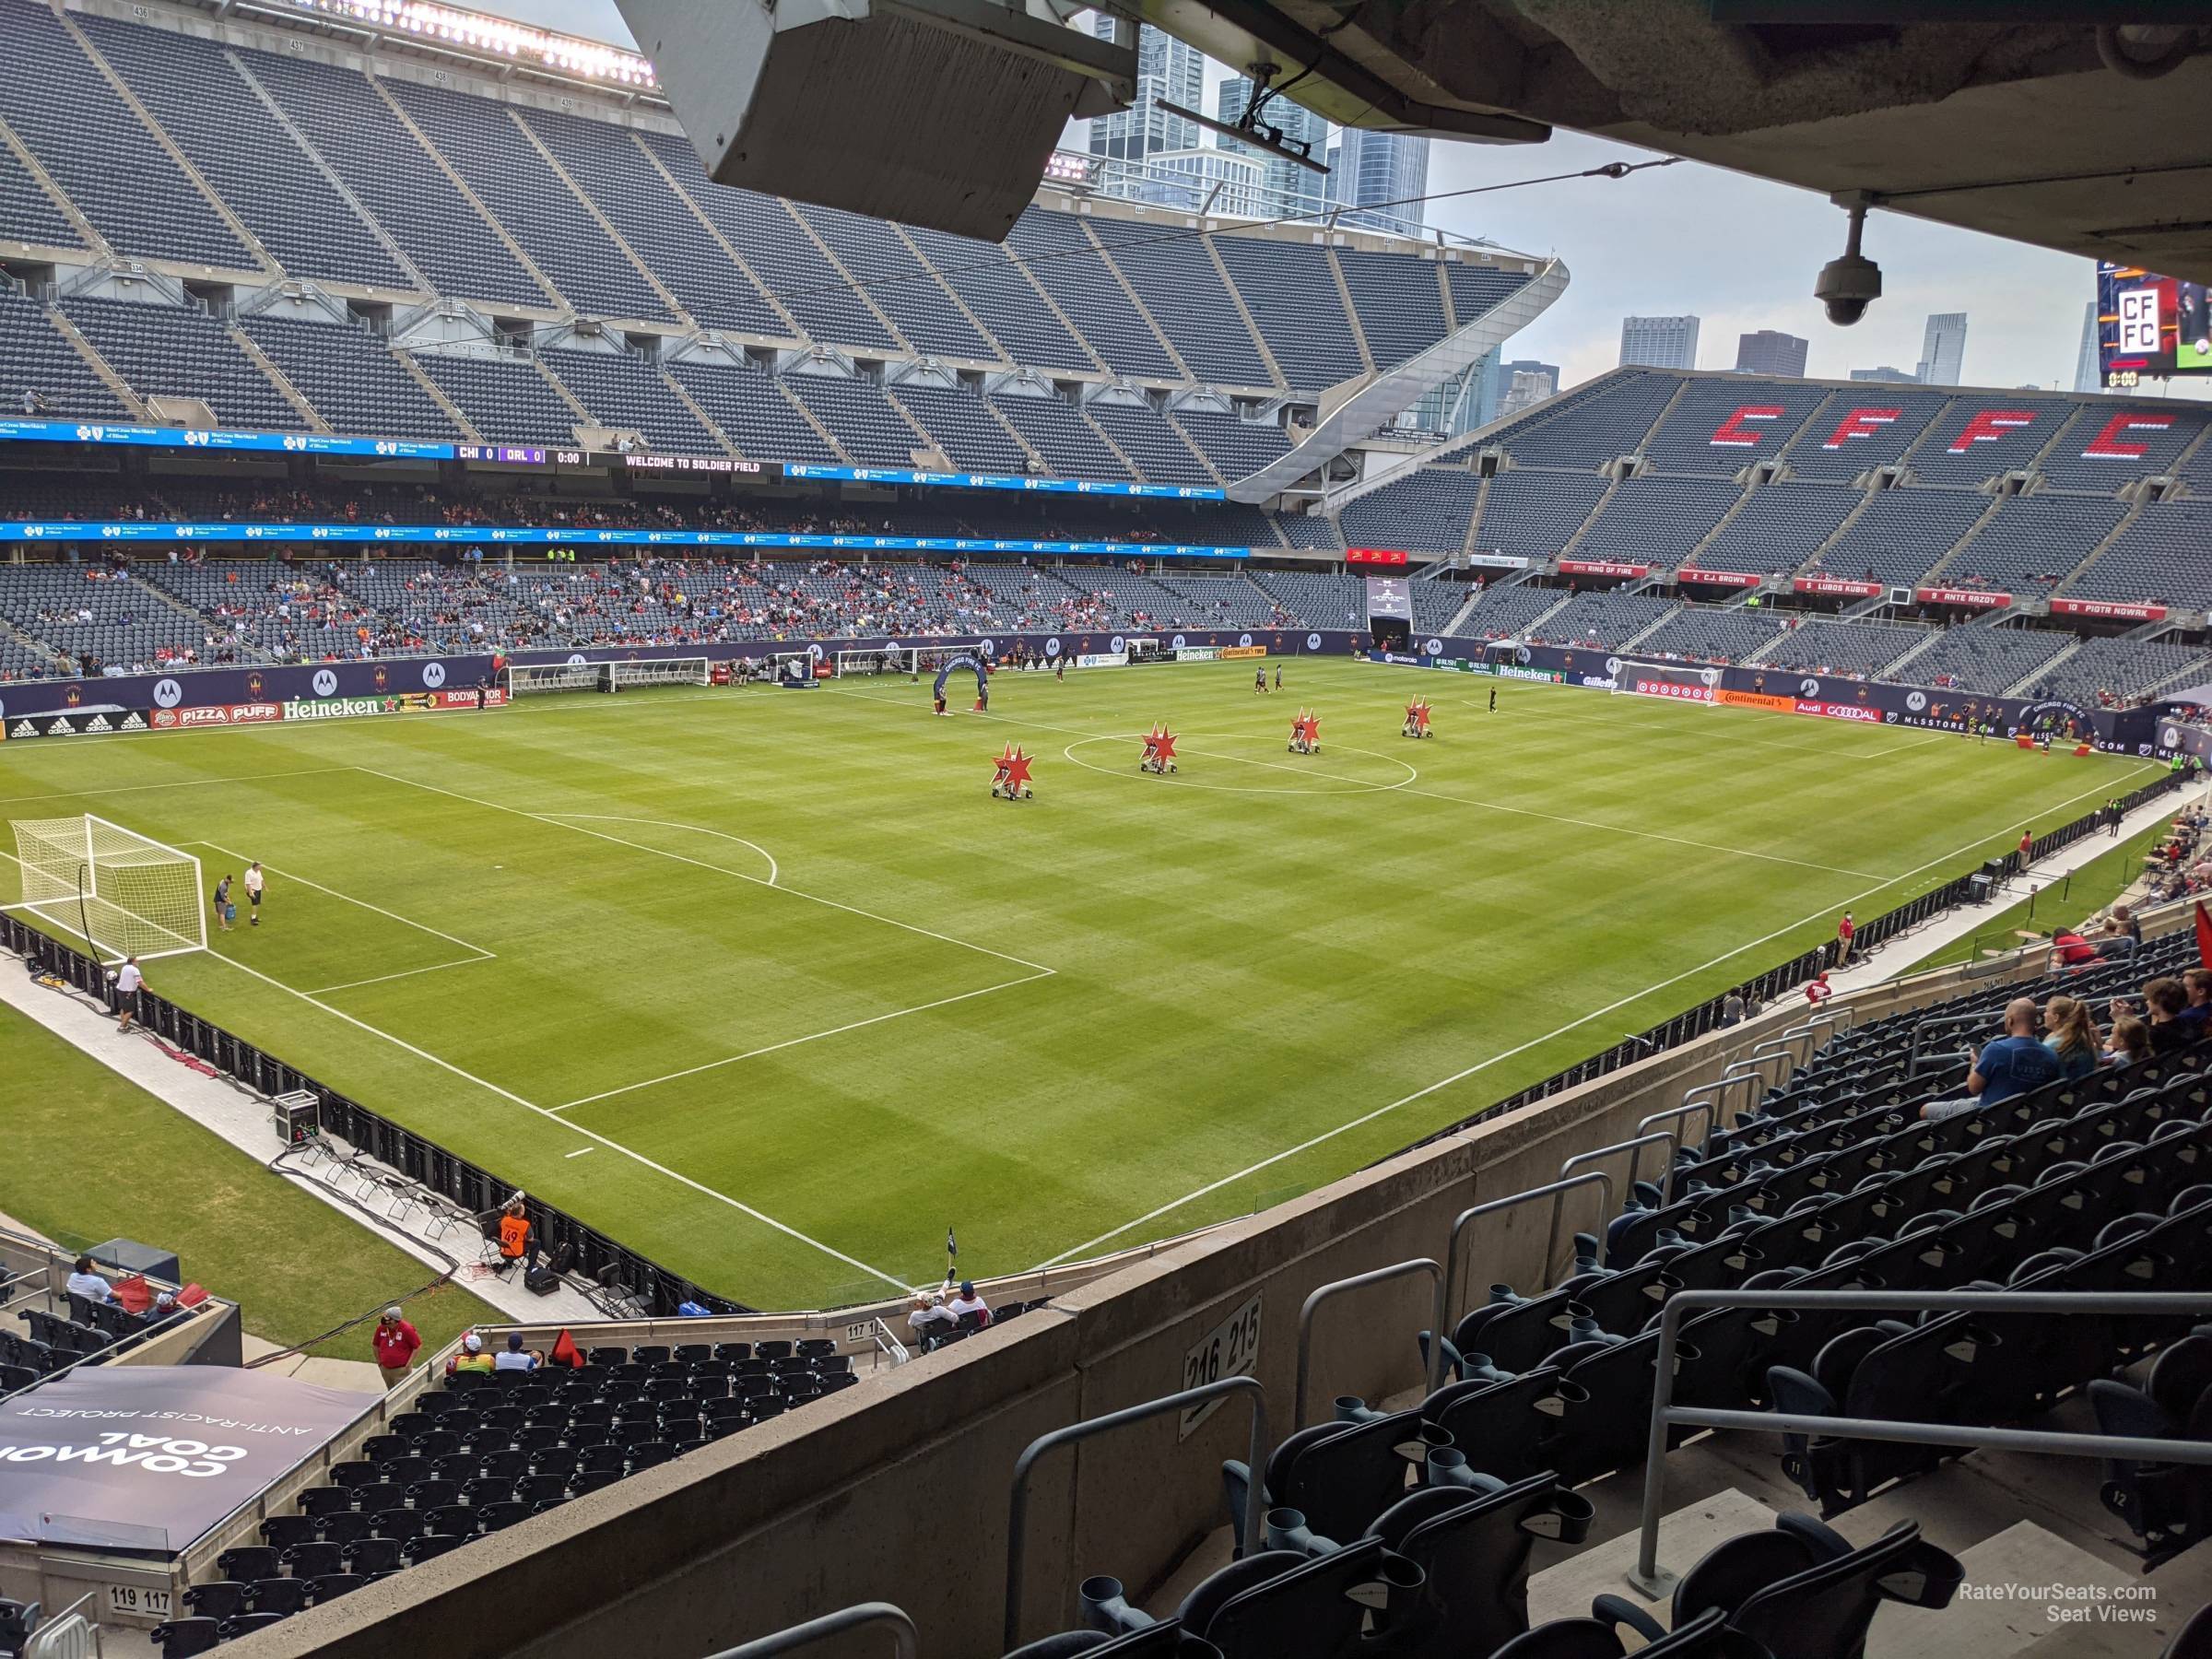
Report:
8,814,206,962
506,657,712,696
1612,661,1722,705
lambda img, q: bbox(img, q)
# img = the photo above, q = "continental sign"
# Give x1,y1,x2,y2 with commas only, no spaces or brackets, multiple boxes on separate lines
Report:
1220,645,1269,660
1716,690,1796,712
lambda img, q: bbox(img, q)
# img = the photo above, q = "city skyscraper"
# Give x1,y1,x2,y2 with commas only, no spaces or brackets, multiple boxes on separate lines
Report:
2073,300,2104,394
1329,127,1430,236
1734,330,1808,377
1499,367,1559,420
1087,21,1203,169
1914,312,1969,386
1619,315,1700,371
1849,366,1920,383
1214,76,1330,214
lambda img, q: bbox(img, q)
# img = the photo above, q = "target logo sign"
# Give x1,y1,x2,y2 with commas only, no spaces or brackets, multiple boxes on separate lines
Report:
153,677,184,709
422,662,446,688
311,668,339,698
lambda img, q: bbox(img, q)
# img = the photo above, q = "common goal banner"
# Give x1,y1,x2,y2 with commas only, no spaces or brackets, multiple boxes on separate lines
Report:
0,1365,374,1555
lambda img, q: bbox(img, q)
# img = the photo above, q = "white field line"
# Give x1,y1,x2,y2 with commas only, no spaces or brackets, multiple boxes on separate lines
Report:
0,764,359,806
551,968,1056,1113
350,765,1053,976
190,841,495,960
823,688,1888,880
1031,761,2161,1268
194,949,909,1290
302,958,492,995
533,813,779,888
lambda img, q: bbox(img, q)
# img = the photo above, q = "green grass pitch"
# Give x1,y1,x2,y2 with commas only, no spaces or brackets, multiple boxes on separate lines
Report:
0,658,2160,1309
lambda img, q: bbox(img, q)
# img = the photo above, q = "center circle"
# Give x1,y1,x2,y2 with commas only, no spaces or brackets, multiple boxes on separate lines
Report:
1060,734,1418,795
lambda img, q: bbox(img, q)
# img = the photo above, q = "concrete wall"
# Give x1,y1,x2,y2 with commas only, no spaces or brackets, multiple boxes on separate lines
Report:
230,917,2192,1659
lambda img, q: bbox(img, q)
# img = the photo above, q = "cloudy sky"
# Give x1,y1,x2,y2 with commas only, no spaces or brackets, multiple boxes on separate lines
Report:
491,0,2195,398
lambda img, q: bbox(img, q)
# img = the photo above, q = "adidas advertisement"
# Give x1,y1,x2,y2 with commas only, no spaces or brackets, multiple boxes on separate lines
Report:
0,1366,374,1556
1,709,147,739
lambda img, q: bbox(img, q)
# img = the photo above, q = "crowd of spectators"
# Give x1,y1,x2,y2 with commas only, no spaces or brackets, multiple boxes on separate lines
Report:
2142,803,2212,906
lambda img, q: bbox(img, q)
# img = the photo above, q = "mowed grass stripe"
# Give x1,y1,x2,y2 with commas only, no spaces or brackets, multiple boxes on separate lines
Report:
0,661,2160,1306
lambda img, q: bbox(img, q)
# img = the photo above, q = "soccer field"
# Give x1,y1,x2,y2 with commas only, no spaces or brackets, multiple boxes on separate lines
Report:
0,658,2160,1308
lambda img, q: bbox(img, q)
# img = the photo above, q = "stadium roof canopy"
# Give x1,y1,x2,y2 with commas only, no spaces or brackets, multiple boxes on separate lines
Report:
1131,6,2212,282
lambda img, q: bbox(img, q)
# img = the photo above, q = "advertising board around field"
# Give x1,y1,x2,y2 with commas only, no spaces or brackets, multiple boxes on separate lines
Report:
1175,646,1221,663
0,1365,374,1556
2,709,148,739
1074,653,1129,669
1220,646,1268,660
1795,699,1884,723
1630,677,1717,702
150,701,284,731
1717,689,1797,713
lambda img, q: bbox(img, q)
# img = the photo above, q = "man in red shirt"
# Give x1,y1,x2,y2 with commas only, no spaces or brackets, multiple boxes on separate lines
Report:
1805,971,1834,1007
1835,912,1855,965
371,1306,421,1390
2019,830,2033,862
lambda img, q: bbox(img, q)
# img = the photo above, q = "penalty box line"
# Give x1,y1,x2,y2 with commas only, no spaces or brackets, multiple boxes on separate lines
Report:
194,948,912,1292
1031,762,2159,1270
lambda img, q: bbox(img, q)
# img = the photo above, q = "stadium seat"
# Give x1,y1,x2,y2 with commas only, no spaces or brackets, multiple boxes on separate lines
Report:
214,1546,278,1583
246,1578,311,1617
180,1583,248,1620
280,1541,346,1580
1490,1605,1764,1659
310,1574,368,1604
148,1618,223,1658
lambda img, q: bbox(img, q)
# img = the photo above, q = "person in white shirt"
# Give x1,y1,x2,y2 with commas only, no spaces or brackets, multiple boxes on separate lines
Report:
493,1333,539,1372
112,957,143,1030
946,1281,992,1327
243,862,265,927
65,1256,113,1304
906,1292,956,1341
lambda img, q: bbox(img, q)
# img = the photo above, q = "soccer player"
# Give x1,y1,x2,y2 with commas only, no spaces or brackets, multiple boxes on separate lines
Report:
244,861,265,927
1254,666,1267,694
112,956,143,1031
1273,665,1282,691
211,872,234,933
1489,686,1498,712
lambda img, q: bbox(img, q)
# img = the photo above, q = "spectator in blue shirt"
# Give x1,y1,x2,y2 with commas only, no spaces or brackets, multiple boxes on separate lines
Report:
1923,997,2062,1123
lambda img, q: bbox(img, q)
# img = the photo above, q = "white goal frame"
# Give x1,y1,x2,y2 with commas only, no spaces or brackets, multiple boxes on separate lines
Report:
835,647,918,679
1612,661,1722,705
506,657,712,696
9,814,206,962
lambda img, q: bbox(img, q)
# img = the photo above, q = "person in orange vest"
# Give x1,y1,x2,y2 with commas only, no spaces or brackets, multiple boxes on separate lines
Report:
497,1196,532,1272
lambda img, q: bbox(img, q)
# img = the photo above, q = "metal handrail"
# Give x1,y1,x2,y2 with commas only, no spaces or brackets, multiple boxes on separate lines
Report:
1295,1260,1444,1426
705,1603,920,1659
1636,1101,1714,1167
1628,1288,2212,1596
1443,1171,1614,1321
1006,1377,1268,1649
1679,1072,1763,1130
1561,1129,1678,1205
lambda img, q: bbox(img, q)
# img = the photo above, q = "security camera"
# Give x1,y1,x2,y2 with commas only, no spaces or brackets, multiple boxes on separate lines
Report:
1816,194,1881,326
1816,253,1881,326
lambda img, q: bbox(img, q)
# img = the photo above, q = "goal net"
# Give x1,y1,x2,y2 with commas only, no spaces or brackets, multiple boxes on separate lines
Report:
9,815,206,961
835,647,918,678
1613,661,1721,705
507,658,711,695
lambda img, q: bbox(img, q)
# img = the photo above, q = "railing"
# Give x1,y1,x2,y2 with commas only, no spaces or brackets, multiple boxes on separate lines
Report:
1627,1288,2212,1596
0,916,742,1319
1294,1260,1444,1427
704,1604,920,1659
1005,1378,1269,1650
1443,1171,1613,1319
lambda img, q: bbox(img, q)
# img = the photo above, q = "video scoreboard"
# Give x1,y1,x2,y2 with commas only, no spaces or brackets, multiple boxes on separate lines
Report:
2097,262,2212,389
